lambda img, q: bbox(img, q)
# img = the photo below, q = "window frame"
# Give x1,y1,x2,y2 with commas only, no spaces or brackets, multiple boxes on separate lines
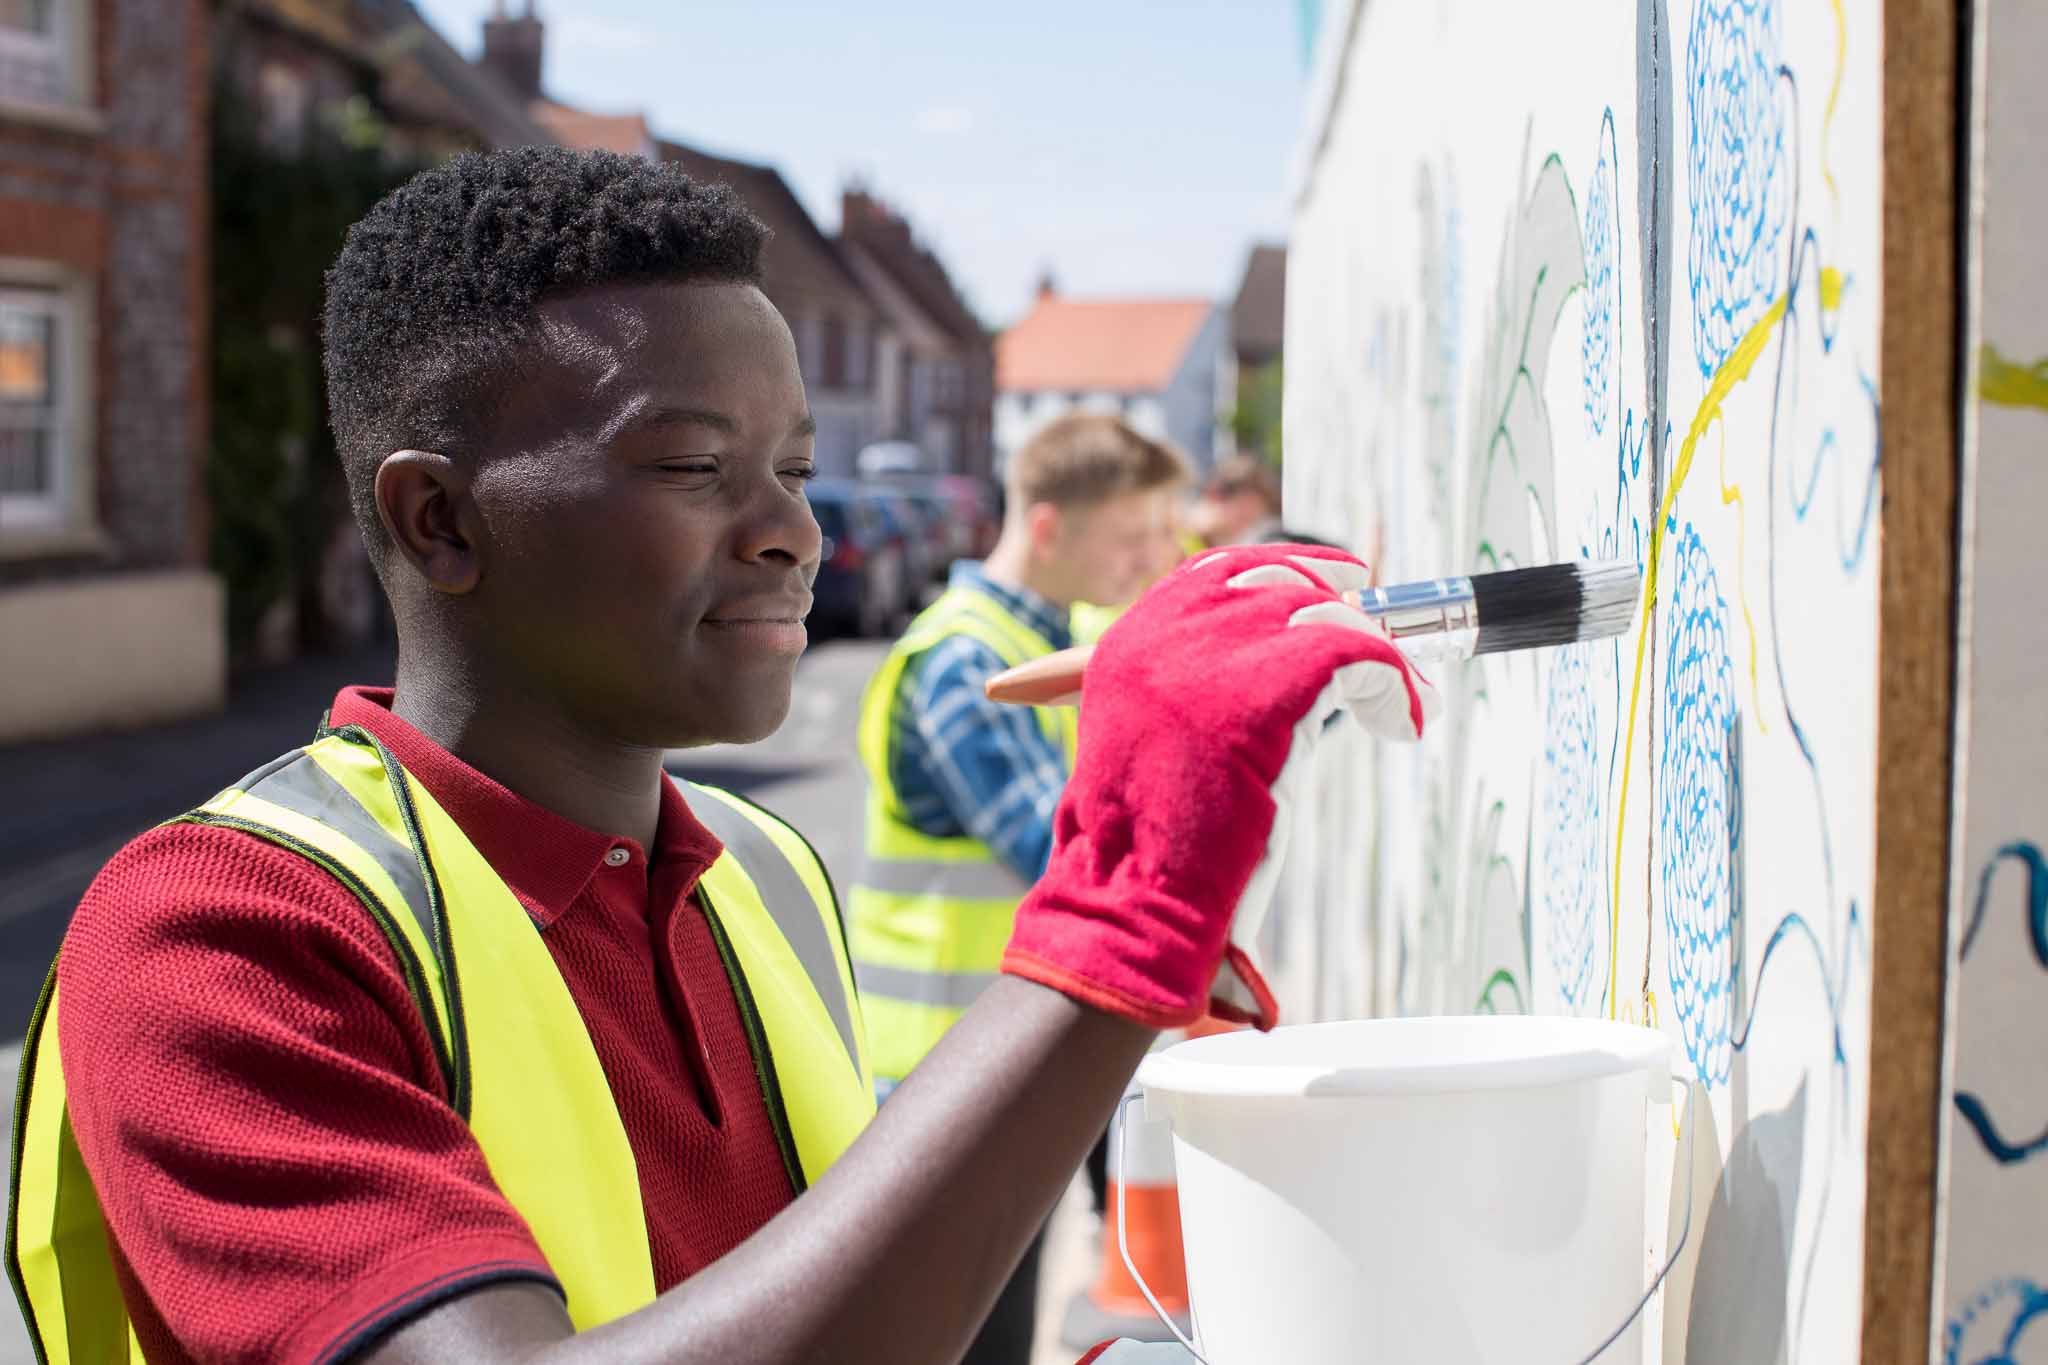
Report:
0,0,94,116
0,260,99,551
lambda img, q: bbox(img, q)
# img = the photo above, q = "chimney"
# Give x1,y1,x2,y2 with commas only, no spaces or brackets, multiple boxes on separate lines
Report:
482,1,545,102
842,188,877,234
1036,269,1057,302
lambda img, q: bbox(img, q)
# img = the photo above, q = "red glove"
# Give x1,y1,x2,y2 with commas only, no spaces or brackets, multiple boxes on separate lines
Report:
1074,1342,1199,1362
1002,544,1438,1030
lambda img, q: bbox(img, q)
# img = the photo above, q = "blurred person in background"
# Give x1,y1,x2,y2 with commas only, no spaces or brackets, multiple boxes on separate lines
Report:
850,414,1187,1364
1183,452,1282,551
1067,441,1195,646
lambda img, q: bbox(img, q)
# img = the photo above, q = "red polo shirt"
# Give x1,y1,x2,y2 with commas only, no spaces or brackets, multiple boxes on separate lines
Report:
54,687,799,1364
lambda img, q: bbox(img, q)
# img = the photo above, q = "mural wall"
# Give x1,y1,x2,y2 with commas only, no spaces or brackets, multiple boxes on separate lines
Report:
1276,0,1880,1358
1937,0,2048,1357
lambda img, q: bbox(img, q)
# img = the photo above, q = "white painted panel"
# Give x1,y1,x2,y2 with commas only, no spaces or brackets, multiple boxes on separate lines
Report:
1937,0,2048,1353
1280,1,1880,1358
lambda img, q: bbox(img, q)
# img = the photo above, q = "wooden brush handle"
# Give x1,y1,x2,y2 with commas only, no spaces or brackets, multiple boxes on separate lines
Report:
984,646,1094,706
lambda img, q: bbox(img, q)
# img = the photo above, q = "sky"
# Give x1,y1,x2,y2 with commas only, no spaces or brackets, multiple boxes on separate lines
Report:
414,2,1310,327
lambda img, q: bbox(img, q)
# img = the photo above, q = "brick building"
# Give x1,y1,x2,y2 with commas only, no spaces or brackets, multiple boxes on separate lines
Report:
486,3,894,479
1,0,217,743
839,188,996,480
210,0,556,657
994,285,1230,476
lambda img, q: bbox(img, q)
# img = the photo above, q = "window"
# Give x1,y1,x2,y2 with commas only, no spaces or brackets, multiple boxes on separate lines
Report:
820,315,847,389
0,0,85,109
933,361,963,408
795,314,825,386
257,61,312,153
0,280,86,534
845,321,870,389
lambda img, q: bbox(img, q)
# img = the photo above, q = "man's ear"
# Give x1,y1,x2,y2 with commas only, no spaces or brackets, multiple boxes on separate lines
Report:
375,450,481,595
1025,501,1063,557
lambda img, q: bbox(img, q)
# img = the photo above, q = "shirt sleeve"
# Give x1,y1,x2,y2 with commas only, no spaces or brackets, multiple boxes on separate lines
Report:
55,823,558,1365
904,638,1067,883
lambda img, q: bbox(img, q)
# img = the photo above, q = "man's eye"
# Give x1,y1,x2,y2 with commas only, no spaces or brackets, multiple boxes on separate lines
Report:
659,461,719,476
784,466,820,483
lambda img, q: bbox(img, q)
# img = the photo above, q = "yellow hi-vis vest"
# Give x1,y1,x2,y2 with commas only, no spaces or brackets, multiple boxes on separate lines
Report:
850,585,1079,1085
7,725,874,1362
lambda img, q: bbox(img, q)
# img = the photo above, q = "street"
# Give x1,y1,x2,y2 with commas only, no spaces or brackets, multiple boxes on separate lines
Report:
0,633,1094,1363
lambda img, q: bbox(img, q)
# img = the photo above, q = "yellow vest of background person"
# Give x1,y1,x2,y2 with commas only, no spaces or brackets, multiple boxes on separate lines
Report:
851,586,1080,1088
8,726,872,1364
1067,600,1124,646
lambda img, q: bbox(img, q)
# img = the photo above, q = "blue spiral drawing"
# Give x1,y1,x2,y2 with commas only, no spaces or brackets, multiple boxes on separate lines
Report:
1685,0,1787,377
1660,526,1740,1085
1581,130,1619,438
1944,1277,2048,1365
1543,640,1602,1010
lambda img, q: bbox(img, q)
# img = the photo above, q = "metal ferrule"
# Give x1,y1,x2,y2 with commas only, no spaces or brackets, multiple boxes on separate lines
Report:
1351,576,1480,660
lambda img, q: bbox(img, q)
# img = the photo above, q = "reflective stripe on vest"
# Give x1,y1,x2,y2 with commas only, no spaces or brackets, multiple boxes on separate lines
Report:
850,585,1078,1084
7,729,873,1359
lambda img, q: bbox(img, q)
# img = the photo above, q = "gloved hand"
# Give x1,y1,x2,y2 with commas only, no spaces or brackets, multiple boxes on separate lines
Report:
1002,544,1439,1030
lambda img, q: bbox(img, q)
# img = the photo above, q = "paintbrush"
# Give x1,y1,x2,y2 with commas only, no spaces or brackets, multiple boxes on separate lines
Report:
985,559,1641,707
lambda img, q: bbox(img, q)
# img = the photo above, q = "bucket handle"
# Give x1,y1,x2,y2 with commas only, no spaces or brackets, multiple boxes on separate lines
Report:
1117,1075,1701,1365
1114,1089,1209,1361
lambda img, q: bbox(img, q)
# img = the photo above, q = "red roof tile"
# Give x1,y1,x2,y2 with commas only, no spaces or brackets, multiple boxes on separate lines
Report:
996,296,1213,395
531,101,653,157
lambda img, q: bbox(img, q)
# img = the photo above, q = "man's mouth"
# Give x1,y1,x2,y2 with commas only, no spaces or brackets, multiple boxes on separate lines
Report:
703,595,812,626
701,597,813,654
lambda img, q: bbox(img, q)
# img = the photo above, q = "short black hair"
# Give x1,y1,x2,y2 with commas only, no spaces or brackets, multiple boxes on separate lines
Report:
321,145,768,555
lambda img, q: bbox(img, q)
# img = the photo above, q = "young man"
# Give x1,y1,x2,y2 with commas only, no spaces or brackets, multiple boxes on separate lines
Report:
849,415,1186,1361
8,148,1434,1365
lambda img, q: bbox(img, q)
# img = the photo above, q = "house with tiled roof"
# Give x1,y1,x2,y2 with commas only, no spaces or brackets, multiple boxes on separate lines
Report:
1231,244,1286,374
659,142,885,476
840,189,996,480
479,3,891,478
994,284,1229,475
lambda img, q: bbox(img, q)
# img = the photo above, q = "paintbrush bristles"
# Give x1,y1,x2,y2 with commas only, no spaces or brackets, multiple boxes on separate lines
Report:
1468,560,1640,656
1574,559,1641,642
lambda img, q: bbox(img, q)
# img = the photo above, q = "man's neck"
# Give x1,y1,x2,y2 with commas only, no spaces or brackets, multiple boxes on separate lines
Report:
389,652,667,849
980,530,1069,609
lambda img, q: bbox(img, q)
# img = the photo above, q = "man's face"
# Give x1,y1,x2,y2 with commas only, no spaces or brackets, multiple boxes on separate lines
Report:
463,281,821,748
1047,488,1179,608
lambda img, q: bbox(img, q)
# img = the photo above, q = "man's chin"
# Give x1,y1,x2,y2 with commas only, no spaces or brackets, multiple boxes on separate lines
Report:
660,694,794,750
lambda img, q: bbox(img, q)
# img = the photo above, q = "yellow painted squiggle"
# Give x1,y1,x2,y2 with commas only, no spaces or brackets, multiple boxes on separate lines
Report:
1980,345,2048,411
1823,0,1847,205
1717,422,1767,733
1608,295,1790,1018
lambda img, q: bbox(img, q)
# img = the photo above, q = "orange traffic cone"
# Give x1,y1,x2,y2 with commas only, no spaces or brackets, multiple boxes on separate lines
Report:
1060,1018,1240,1349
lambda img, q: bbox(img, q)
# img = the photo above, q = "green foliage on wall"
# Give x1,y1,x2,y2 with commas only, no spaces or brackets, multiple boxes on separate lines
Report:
1231,359,1285,464
207,79,420,654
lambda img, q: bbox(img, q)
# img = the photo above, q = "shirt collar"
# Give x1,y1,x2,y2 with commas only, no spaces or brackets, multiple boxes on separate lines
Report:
324,687,724,927
947,561,1074,650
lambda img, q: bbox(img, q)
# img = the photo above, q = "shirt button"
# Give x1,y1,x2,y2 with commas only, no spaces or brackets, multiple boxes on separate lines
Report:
604,847,631,867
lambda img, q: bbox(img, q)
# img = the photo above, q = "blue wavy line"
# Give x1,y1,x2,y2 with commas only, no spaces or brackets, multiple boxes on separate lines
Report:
1787,374,1880,572
1953,841,2048,1166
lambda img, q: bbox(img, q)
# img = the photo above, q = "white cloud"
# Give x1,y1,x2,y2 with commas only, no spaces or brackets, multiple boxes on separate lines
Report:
912,106,974,136
556,16,652,53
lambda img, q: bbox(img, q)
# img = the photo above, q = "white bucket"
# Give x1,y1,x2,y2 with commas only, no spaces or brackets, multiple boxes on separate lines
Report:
1134,1015,1672,1365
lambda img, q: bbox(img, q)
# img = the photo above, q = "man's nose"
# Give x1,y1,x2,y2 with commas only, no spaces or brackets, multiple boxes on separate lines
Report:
738,480,823,567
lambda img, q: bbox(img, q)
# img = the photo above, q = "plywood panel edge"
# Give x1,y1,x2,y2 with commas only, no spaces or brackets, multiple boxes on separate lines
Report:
1864,0,1967,1357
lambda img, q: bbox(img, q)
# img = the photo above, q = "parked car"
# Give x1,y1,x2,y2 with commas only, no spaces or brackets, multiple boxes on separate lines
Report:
886,487,957,587
871,473,1001,569
806,480,911,638
860,486,942,609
